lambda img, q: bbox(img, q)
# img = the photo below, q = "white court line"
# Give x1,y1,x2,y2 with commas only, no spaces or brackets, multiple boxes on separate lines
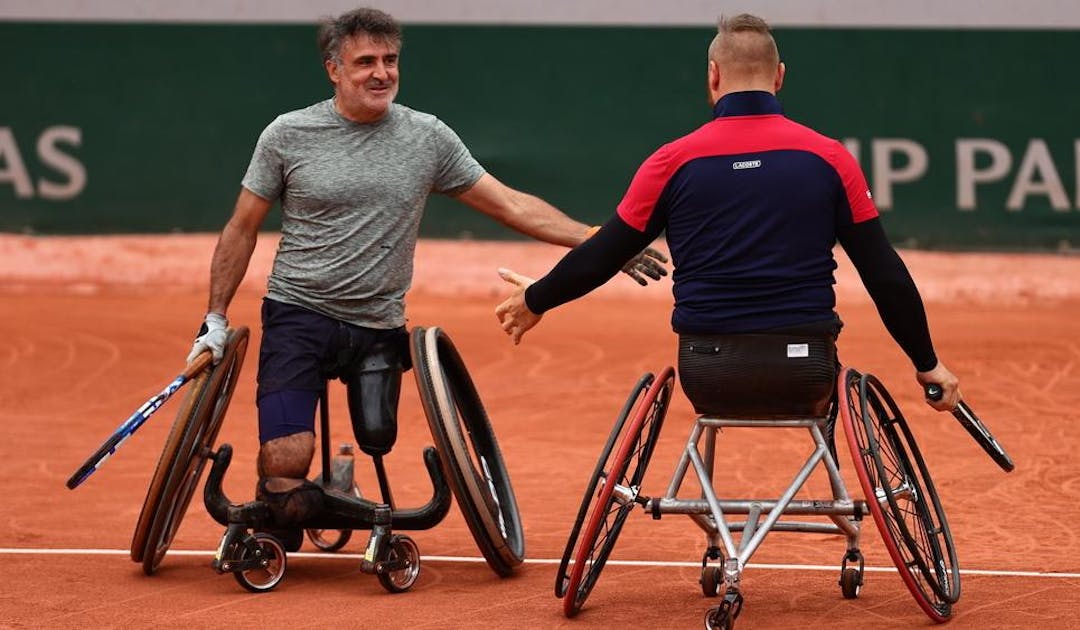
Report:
1,548,1077,579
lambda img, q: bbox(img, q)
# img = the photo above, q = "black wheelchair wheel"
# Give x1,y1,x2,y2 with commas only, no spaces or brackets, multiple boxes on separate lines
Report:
554,372,653,599
233,533,287,593
305,527,351,553
839,367,959,623
376,534,422,593
132,327,249,574
306,484,362,552
410,326,524,577
562,367,673,618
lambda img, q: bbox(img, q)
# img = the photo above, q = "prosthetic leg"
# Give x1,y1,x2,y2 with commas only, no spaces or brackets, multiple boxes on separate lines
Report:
204,339,451,593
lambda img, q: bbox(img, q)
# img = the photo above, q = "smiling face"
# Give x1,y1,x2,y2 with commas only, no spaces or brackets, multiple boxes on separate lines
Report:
325,33,400,123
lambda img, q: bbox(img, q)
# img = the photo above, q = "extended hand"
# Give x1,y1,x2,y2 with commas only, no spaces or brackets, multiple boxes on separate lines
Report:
494,268,542,345
621,246,669,286
186,312,228,364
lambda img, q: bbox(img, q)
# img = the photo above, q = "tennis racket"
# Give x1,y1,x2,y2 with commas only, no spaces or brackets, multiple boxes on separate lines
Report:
66,352,213,489
925,384,1015,472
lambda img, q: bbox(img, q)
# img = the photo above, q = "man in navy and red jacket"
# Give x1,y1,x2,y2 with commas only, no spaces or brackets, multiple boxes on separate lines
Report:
496,13,961,415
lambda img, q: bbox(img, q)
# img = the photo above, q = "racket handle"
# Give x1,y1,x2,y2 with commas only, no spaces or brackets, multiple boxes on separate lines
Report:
925,382,962,412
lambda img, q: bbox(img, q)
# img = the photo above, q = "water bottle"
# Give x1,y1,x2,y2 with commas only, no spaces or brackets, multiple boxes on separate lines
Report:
330,443,356,494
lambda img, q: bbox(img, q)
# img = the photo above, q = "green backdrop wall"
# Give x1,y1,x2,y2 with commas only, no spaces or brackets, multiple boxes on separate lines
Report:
1,23,1077,249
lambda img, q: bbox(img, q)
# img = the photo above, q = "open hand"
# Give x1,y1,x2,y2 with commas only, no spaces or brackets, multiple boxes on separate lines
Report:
621,246,669,286
494,268,542,345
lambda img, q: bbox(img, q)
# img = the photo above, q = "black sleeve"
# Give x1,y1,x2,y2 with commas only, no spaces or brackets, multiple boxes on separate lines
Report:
837,218,938,372
524,213,660,314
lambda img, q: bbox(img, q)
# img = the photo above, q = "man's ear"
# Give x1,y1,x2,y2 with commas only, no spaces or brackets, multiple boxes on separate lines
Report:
774,61,786,93
708,59,721,92
325,59,339,85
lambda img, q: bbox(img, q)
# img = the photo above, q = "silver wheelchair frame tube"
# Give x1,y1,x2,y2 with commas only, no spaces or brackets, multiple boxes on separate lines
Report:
644,415,869,590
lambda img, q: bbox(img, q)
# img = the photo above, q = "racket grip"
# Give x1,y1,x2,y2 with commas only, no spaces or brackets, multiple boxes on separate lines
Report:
924,383,944,401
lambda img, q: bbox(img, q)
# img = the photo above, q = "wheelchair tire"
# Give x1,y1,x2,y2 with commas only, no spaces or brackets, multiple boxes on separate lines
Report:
376,534,422,593
233,533,287,593
838,367,960,623
410,326,525,577
306,484,362,552
131,327,249,574
554,372,652,599
562,367,674,618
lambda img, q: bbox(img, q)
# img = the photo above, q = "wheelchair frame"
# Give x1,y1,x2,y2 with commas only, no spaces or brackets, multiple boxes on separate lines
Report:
558,366,959,630
131,325,524,594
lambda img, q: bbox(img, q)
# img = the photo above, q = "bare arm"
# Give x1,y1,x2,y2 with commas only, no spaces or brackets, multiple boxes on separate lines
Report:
454,173,591,246
207,187,273,315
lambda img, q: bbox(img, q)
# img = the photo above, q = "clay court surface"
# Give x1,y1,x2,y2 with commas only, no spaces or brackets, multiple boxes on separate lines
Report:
2,233,1079,629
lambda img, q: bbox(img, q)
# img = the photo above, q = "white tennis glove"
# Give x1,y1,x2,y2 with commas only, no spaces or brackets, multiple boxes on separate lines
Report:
187,312,228,364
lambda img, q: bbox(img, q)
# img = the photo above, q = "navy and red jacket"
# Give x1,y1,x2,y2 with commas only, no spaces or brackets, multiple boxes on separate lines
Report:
525,91,937,371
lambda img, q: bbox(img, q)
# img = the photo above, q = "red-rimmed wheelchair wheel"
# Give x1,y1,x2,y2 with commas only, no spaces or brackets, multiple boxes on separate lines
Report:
562,367,674,618
838,367,960,623
554,372,653,599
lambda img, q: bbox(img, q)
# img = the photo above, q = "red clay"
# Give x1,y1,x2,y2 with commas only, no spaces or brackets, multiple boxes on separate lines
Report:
2,235,1079,629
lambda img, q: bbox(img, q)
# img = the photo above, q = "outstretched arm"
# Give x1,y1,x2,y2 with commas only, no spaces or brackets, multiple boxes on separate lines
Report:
495,214,662,344
456,174,668,284
837,217,960,410
455,173,591,246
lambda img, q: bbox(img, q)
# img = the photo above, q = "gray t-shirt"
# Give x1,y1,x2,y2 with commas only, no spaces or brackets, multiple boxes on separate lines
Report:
242,99,485,328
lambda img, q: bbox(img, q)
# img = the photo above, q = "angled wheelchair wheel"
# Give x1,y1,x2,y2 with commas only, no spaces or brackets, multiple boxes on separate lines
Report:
411,326,525,577
131,327,249,574
562,367,674,618
555,372,653,599
838,367,960,623
305,528,351,552
306,484,362,552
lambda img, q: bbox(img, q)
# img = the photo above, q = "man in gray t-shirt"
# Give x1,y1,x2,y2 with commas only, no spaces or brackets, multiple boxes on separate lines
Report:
183,7,665,546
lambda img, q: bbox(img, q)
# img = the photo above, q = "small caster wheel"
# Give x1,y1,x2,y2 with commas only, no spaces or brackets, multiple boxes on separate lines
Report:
700,566,722,597
839,549,864,599
233,533,287,593
704,589,743,630
704,604,734,630
700,545,724,597
840,567,862,599
377,535,421,593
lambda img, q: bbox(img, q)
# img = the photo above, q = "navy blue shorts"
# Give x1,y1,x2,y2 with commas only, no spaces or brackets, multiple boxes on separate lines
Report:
256,298,407,443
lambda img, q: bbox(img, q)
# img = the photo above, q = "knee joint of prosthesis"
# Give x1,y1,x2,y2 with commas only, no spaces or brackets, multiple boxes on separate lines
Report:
345,341,404,457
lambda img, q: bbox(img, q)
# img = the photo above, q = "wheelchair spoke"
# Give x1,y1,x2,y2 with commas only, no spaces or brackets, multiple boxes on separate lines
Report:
561,368,673,617
840,368,960,621
479,455,508,540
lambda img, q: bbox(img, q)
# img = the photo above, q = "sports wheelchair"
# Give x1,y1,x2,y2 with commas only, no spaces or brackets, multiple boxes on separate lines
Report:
130,325,525,594
556,366,960,629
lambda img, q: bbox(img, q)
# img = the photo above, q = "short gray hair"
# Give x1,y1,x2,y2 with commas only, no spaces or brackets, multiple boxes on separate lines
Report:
317,7,402,64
